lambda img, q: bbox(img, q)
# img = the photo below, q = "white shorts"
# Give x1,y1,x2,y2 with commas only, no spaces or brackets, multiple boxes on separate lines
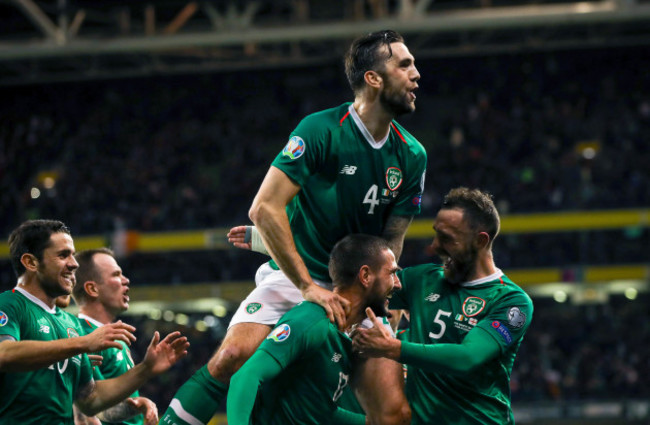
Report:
228,262,395,337
228,262,332,329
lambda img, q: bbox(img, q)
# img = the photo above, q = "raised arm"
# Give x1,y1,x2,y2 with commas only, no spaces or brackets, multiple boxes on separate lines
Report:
0,321,135,372
249,166,350,328
75,331,188,416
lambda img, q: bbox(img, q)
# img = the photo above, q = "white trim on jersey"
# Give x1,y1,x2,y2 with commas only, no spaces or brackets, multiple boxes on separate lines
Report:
77,313,105,327
459,268,504,287
13,286,56,313
348,104,389,149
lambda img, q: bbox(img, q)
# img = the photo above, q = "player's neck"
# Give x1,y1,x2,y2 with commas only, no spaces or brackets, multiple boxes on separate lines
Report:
335,288,366,331
352,100,393,141
18,276,56,309
79,305,114,325
471,253,497,280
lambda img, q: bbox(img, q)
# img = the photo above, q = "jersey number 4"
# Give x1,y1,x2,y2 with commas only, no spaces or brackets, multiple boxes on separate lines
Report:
363,185,380,214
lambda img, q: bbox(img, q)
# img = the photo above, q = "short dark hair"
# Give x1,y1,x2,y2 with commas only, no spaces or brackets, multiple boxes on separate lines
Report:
72,248,115,305
8,220,71,278
345,29,404,93
329,234,390,288
441,187,500,243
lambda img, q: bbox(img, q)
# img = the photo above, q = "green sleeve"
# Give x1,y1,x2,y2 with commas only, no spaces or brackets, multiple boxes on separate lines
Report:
399,326,500,375
328,407,366,425
227,349,283,425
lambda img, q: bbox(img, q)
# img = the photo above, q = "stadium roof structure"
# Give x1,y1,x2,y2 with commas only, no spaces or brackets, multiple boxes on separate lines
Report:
1,0,650,85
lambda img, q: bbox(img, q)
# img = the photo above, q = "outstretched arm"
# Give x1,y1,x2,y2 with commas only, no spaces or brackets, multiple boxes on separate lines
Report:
381,215,413,262
352,308,500,375
75,331,188,416
249,166,350,329
0,321,135,372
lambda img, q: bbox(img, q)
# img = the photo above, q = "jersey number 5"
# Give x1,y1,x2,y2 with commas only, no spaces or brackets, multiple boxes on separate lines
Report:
429,310,452,340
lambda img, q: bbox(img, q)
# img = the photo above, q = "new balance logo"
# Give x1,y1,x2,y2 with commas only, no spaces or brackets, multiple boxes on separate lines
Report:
332,353,342,362
425,293,440,303
39,324,51,333
340,165,357,175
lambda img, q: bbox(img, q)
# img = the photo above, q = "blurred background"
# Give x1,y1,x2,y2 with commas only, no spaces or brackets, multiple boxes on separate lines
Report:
1,0,649,423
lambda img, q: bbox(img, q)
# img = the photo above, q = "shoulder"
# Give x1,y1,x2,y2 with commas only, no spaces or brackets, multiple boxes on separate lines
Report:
273,302,329,336
0,289,24,311
295,103,351,135
399,263,443,279
497,275,534,305
391,121,427,159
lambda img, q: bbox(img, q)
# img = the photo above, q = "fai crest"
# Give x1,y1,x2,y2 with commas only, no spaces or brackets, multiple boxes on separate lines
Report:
246,302,262,314
282,136,306,160
462,297,486,317
385,167,403,191
267,324,291,342
67,327,79,338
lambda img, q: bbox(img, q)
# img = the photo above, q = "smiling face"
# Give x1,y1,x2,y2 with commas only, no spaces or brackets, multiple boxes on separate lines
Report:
35,232,78,298
378,42,420,116
431,208,479,285
93,252,131,315
366,248,402,317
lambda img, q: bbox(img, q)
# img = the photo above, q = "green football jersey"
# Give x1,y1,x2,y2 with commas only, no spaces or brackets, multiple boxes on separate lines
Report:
270,103,427,281
390,265,534,425
253,301,357,425
0,288,93,425
78,314,141,425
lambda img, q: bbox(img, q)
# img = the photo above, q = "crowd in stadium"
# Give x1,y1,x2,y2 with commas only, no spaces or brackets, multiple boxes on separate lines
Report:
1,44,649,416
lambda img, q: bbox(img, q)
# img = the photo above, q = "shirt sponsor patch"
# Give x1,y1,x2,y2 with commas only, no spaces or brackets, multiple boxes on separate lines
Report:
0,311,7,326
267,324,291,342
507,306,526,328
282,136,306,160
462,297,486,317
492,320,513,345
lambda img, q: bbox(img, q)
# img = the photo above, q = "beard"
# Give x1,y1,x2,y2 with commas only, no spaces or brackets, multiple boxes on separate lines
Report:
37,264,70,299
379,77,415,117
367,291,392,318
442,247,478,285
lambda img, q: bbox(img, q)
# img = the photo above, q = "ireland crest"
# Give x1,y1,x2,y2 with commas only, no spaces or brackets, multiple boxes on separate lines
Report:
462,297,486,317
246,302,262,314
385,167,403,191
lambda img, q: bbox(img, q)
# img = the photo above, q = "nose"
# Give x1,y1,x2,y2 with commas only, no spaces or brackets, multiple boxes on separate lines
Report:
393,274,402,291
68,255,79,270
122,275,130,286
411,65,420,82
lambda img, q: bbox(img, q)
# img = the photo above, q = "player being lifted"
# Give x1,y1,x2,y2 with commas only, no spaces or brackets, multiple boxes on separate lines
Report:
162,29,426,425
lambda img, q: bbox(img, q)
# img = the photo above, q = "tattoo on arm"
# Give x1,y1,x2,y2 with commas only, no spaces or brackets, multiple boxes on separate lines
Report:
382,215,413,261
96,400,140,422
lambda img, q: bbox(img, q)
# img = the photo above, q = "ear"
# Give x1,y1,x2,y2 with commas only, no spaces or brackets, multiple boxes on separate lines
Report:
20,253,38,273
358,265,372,289
475,232,490,250
364,70,383,89
83,281,100,299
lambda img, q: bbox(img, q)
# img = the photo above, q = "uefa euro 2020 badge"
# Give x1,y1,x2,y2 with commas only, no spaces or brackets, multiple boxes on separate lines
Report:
267,324,291,342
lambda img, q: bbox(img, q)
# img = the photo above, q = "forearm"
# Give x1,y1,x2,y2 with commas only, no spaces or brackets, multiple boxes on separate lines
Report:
74,404,101,425
0,338,88,372
77,363,151,416
96,399,140,422
250,203,312,291
399,329,499,375
381,215,412,261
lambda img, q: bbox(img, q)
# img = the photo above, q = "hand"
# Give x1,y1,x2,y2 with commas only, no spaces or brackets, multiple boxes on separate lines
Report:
352,308,401,360
82,320,136,352
126,397,158,425
142,331,189,376
227,225,252,250
302,285,350,331
87,354,103,367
